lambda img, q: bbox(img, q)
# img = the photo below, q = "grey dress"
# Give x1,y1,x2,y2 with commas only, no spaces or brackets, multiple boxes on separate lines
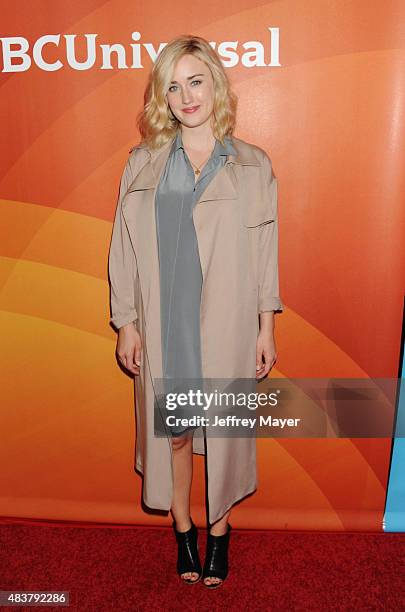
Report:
155,129,237,436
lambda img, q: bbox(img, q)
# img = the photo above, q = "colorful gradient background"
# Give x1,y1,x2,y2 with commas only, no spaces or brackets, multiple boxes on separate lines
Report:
1,1,404,530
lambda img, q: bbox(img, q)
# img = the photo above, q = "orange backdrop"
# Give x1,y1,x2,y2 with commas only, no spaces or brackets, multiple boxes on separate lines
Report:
1,0,404,530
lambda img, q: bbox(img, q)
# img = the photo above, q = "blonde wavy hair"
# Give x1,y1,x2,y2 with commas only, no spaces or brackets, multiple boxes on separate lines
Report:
137,35,238,150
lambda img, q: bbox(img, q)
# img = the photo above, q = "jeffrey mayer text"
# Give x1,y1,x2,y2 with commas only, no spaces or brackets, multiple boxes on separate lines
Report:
166,415,301,429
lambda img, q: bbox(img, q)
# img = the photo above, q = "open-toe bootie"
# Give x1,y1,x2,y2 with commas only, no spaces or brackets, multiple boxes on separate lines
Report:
172,518,202,584
202,523,232,589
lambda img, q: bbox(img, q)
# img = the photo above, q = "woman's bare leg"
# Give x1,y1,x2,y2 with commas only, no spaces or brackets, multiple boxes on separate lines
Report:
170,431,199,582
203,508,232,586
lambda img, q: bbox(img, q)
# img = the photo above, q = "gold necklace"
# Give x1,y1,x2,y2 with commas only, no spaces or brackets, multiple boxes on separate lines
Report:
187,146,215,176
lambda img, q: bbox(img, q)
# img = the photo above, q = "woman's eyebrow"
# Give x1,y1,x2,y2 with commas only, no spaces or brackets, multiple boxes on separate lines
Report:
170,73,204,84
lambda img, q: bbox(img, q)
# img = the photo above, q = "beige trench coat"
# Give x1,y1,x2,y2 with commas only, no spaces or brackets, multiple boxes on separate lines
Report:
108,134,283,524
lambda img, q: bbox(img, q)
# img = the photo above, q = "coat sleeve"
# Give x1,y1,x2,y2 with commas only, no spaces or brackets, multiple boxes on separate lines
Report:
258,153,284,314
108,158,139,330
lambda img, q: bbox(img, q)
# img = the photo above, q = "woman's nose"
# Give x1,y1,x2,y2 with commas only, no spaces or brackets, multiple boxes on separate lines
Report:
181,87,192,104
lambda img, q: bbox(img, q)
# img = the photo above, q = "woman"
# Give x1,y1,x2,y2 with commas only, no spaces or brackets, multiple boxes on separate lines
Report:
108,35,283,588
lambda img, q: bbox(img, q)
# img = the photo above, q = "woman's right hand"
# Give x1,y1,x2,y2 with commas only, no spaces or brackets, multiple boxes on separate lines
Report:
116,322,143,376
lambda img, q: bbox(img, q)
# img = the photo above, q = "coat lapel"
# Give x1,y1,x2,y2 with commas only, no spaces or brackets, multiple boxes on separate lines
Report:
127,139,172,193
126,135,261,204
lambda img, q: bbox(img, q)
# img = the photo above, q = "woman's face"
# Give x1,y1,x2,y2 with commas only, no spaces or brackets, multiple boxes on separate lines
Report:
165,53,215,130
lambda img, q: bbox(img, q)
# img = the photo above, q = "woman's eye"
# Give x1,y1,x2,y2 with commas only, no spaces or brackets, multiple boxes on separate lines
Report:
168,80,201,93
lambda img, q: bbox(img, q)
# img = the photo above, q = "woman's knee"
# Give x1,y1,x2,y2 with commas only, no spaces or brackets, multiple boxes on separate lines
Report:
171,433,193,451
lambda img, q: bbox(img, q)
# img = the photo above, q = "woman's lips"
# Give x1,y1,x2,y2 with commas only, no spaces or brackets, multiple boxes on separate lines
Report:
182,106,200,113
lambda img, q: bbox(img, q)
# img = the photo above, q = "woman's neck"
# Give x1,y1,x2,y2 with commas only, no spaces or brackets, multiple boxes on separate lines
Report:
179,123,216,153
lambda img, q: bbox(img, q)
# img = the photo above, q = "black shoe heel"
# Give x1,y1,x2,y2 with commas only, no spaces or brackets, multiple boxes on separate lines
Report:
172,518,202,584
202,523,232,589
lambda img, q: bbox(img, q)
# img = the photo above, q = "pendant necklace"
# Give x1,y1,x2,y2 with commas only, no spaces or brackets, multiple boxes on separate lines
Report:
188,147,215,177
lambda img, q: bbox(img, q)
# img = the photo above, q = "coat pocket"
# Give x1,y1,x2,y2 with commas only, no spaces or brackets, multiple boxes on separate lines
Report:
242,174,277,227
242,202,275,228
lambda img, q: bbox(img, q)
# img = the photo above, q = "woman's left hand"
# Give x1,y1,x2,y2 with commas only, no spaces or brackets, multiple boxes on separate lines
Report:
256,314,277,379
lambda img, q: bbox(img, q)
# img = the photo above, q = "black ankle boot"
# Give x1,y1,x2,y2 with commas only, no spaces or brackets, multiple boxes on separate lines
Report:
202,523,232,588
172,518,202,584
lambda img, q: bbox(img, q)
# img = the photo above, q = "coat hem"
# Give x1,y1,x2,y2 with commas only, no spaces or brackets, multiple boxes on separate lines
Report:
136,459,257,523
208,484,258,525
